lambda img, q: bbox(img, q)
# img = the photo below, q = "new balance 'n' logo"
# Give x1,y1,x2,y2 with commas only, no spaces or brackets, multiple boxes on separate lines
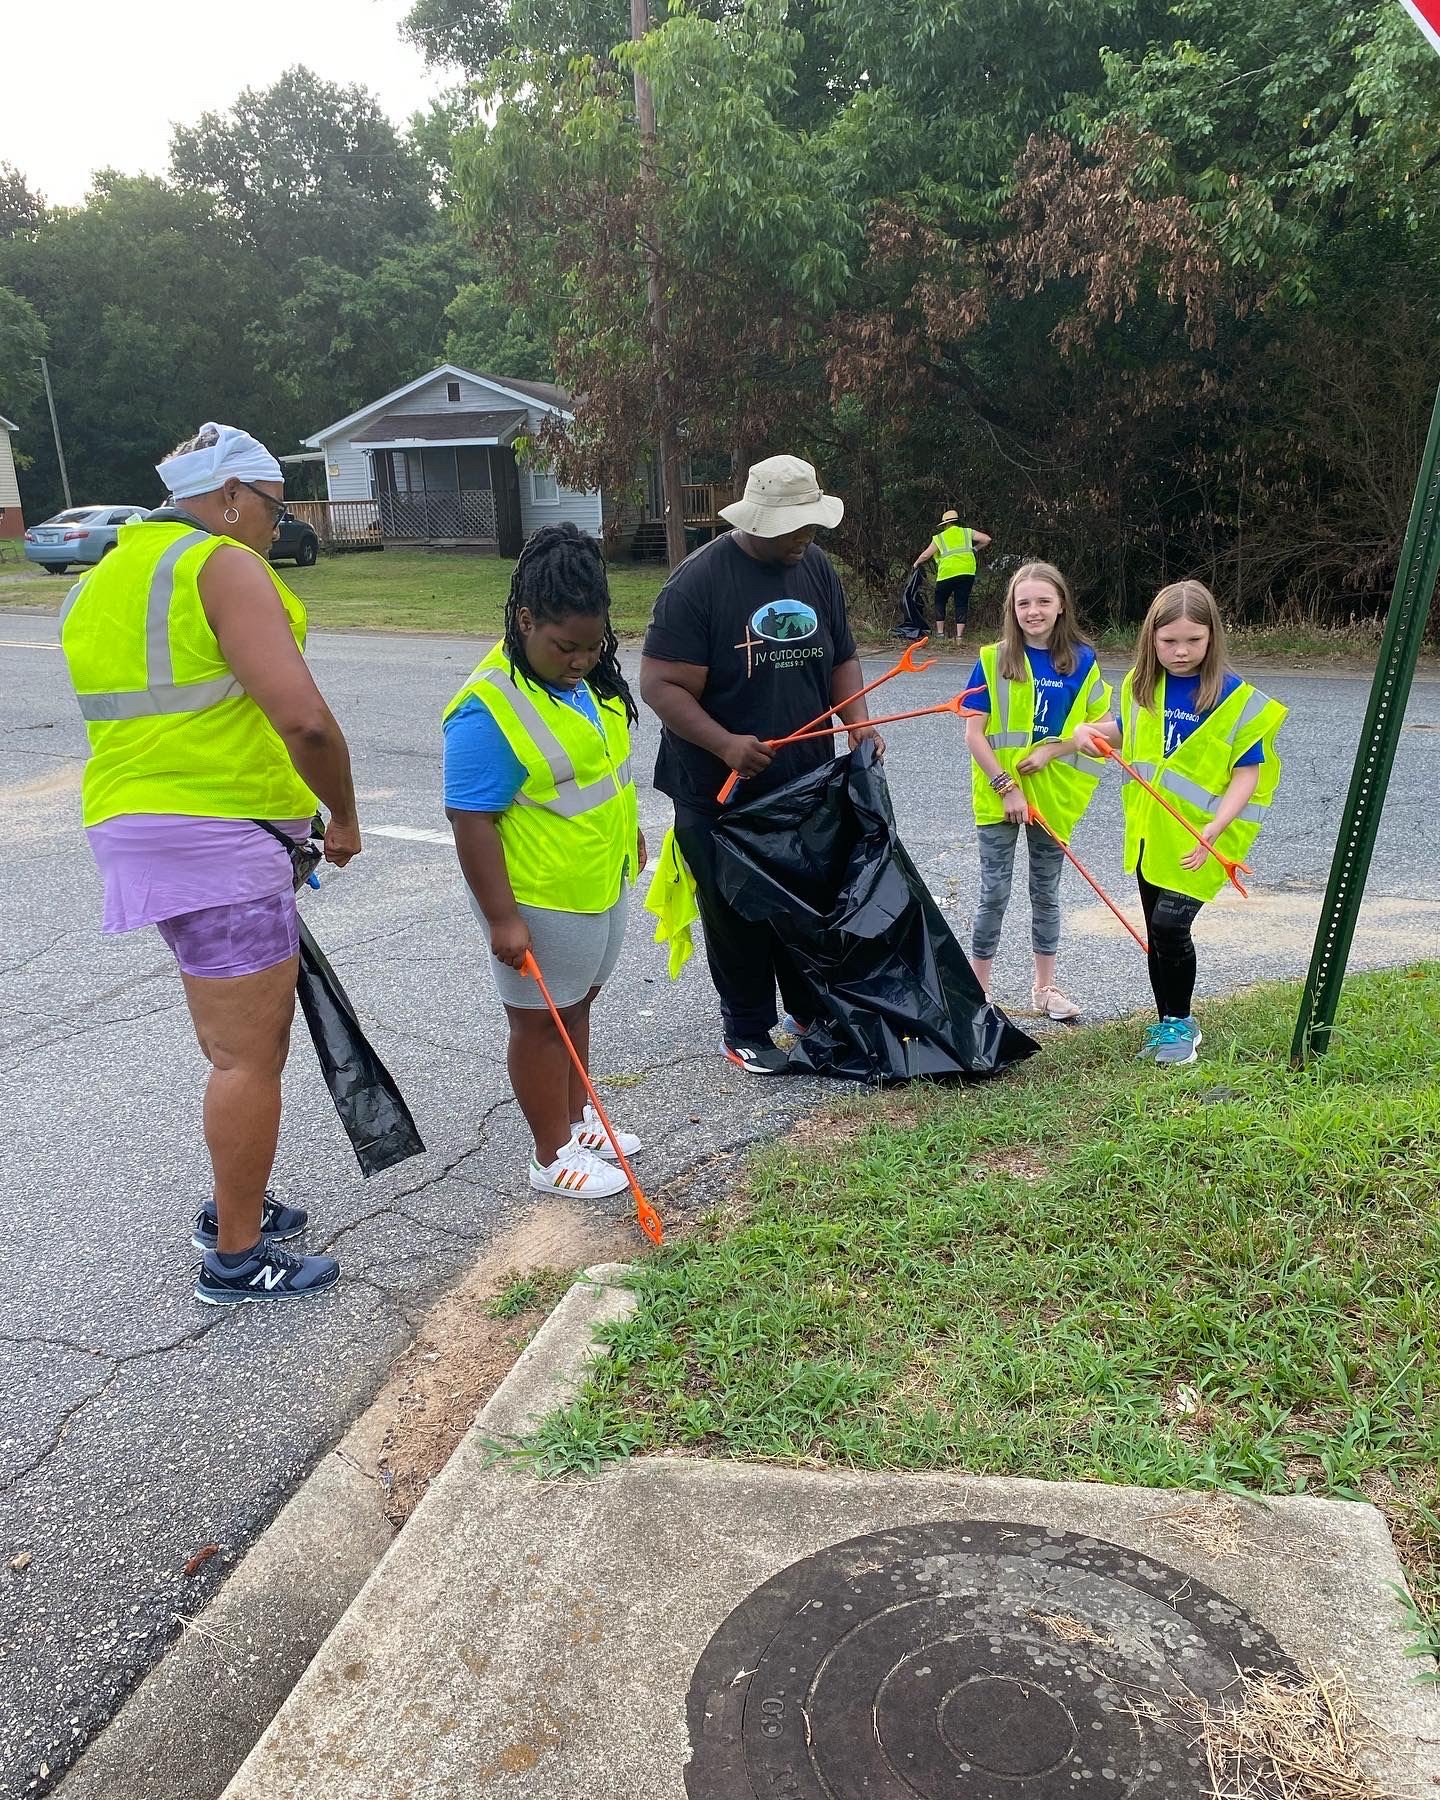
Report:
249,1265,287,1291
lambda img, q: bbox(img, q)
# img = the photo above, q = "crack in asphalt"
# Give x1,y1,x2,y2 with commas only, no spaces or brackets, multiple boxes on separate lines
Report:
0,995,189,1074
0,932,72,981
319,1092,518,1254
0,1315,225,1495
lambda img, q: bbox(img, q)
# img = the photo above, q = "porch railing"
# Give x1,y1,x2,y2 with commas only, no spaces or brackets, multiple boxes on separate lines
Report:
683,483,723,525
288,500,381,549
377,489,498,542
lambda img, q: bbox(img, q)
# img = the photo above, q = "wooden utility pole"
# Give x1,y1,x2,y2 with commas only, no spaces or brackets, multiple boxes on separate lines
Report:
630,0,688,569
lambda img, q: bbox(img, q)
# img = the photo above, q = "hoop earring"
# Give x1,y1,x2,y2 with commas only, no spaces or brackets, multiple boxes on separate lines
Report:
223,506,240,525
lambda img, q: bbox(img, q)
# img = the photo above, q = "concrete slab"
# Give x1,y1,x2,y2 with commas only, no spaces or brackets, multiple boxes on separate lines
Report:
222,1289,1440,1800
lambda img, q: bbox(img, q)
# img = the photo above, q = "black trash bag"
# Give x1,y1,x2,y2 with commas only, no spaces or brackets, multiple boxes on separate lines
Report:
295,916,426,1176
894,565,928,638
713,743,1039,1084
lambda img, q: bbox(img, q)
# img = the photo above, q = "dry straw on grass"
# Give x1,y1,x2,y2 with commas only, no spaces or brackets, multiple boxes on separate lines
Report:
1162,1669,1384,1800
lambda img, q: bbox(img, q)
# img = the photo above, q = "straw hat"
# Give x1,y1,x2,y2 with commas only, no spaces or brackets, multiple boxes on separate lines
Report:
940,509,960,524
719,455,844,536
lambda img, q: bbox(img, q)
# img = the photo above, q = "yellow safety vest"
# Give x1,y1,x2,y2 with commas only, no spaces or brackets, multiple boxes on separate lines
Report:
1120,670,1287,901
933,525,977,580
442,642,638,913
643,826,699,978
59,520,318,828
970,641,1111,839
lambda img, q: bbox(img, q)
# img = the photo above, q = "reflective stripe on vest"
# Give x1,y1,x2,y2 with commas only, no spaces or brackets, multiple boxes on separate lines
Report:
1159,767,1267,823
473,667,629,818
1124,691,1269,821
985,673,1029,750
67,530,244,721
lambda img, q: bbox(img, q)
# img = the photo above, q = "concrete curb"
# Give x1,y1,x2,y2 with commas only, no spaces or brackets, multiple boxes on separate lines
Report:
55,1264,638,1800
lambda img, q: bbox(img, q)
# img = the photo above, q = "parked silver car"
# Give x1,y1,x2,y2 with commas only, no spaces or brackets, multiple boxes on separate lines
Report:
24,505,150,574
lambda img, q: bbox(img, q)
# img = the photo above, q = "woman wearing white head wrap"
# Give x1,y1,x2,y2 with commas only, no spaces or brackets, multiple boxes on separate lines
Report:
58,421,362,1306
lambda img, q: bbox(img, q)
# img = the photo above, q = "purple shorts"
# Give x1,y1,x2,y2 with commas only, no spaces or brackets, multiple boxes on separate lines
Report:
156,892,299,980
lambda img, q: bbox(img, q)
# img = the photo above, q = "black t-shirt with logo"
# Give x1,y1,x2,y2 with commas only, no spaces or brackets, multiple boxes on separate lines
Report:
642,534,858,813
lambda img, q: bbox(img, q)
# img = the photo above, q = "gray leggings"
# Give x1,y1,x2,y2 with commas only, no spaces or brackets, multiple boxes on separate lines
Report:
972,821,1064,959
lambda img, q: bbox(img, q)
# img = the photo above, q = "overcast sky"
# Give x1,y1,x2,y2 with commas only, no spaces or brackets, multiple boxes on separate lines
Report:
4,0,450,207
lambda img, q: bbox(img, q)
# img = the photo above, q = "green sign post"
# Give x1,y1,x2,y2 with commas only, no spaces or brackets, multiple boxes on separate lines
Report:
1291,381,1440,1065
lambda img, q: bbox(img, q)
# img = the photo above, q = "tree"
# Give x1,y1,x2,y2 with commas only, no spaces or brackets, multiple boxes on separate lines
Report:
169,66,435,275
0,285,46,417
0,164,44,240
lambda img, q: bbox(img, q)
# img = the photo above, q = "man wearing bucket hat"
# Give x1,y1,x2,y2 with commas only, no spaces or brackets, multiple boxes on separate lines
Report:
912,507,992,641
640,455,879,1074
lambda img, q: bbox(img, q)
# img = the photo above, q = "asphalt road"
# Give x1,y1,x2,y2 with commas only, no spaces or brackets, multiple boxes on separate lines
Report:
1,610,1437,1797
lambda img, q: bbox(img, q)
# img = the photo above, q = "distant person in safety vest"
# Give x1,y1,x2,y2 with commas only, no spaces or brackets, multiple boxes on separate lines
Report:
1073,580,1286,1068
912,508,992,641
58,422,361,1305
444,524,646,1200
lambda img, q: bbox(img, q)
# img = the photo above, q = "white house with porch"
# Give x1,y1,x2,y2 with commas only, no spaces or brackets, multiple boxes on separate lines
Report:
301,365,603,556
0,414,24,541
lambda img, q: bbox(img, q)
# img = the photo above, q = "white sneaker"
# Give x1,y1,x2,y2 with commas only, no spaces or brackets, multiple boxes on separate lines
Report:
570,1103,643,1162
1033,984,1082,1021
528,1144,629,1198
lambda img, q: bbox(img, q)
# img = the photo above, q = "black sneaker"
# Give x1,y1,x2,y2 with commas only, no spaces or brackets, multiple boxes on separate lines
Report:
194,1242,340,1307
723,1035,792,1075
191,1192,308,1253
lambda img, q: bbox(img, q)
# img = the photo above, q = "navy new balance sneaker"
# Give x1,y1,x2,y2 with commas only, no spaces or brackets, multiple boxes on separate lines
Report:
194,1242,339,1307
191,1192,308,1253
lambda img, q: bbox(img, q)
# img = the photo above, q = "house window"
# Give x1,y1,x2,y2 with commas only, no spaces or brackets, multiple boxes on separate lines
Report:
446,381,461,404
531,467,560,504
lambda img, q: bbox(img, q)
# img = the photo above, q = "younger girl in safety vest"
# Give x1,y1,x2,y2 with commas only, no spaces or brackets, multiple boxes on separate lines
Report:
1073,580,1286,1067
443,524,645,1198
963,561,1112,1019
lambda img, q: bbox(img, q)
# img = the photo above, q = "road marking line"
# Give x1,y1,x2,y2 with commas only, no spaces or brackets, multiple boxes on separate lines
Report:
369,825,453,845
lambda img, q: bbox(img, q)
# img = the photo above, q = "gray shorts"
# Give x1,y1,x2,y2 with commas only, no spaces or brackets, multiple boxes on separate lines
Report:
470,885,630,1009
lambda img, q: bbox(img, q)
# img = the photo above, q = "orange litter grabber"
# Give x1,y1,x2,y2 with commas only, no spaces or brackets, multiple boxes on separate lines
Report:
717,636,939,804
1092,740,1251,897
520,949,663,1246
1025,801,1150,955
767,687,985,748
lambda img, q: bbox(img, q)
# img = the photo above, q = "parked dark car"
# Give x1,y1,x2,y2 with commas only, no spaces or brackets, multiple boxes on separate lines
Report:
268,512,319,567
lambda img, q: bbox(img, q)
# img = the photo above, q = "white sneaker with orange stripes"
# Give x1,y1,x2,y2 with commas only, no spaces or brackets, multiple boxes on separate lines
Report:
528,1144,629,1198
570,1103,643,1162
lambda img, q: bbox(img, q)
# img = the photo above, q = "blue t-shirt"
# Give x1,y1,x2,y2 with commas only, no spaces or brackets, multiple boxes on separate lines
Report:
966,644,1098,742
444,679,603,813
1116,672,1264,767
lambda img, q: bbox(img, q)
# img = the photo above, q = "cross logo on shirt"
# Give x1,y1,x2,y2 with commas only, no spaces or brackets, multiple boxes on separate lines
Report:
734,623,765,680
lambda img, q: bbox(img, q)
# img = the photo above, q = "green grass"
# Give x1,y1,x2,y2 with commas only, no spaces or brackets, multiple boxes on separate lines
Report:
1,539,1427,665
486,1266,577,1320
523,965,1440,1653
286,549,665,637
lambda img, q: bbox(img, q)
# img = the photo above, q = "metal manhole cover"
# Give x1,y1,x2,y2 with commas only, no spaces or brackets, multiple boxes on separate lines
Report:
685,1520,1299,1798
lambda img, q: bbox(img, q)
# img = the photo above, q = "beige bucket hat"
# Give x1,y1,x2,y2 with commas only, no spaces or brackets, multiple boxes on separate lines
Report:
719,455,844,536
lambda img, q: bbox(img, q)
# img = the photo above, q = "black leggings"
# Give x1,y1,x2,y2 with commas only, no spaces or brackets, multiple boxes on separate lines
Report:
1137,866,1204,1021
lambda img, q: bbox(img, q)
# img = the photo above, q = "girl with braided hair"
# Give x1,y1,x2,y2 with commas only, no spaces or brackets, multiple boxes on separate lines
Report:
443,524,646,1198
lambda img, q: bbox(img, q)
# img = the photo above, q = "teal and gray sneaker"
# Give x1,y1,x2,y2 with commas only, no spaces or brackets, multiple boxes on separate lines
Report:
194,1242,339,1306
191,1191,307,1252
1152,1016,1202,1067
1135,1020,1167,1061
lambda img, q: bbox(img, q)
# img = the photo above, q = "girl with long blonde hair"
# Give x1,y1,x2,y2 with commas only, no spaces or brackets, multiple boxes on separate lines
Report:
963,561,1112,1018
1074,580,1287,1066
